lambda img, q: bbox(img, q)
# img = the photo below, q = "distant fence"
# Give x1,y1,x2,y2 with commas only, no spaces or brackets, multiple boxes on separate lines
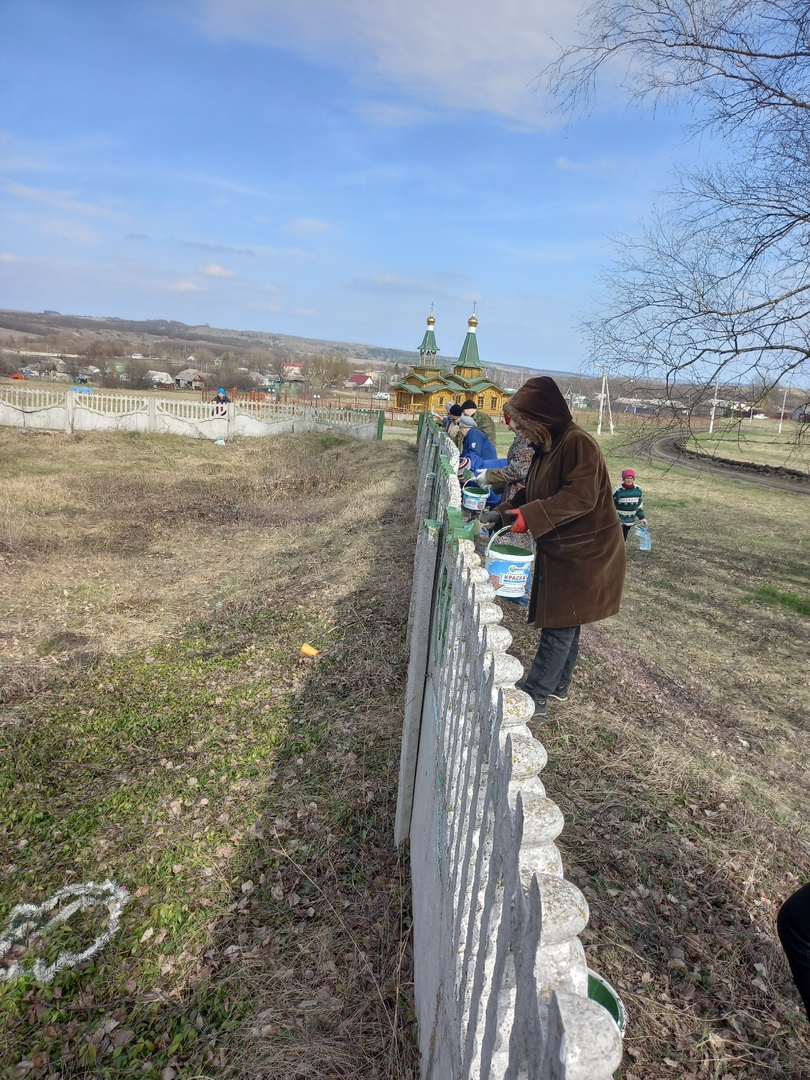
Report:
396,415,624,1078
0,388,383,441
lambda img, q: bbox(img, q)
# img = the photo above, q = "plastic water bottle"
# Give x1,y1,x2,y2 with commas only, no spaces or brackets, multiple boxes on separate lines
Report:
636,522,652,551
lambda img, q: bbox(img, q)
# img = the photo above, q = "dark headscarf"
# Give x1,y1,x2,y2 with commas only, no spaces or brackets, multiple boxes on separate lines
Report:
507,376,573,441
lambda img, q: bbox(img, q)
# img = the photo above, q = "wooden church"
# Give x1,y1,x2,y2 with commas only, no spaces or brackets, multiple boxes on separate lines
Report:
390,310,510,417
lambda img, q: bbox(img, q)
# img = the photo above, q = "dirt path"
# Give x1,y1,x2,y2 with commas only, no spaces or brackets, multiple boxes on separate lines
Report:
645,433,810,494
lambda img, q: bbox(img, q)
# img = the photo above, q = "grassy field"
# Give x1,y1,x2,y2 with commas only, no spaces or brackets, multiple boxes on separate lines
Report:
0,429,419,1079
1,423,809,1079
683,424,810,472
500,438,810,1079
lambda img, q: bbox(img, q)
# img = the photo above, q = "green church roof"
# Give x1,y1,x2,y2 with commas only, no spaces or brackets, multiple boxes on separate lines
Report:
455,313,481,370
418,329,438,354
417,312,439,357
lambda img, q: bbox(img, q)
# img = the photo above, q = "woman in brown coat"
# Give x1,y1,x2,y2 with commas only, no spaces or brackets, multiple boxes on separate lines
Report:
486,376,626,719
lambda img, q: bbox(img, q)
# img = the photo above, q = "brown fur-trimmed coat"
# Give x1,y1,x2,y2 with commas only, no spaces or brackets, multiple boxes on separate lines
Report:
497,378,625,629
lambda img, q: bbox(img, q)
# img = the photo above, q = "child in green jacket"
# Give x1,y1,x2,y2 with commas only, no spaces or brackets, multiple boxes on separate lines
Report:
613,469,646,540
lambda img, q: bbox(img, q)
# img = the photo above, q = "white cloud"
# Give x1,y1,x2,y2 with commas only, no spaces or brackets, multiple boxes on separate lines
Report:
0,252,18,263
285,217,330,236
189,173,274,198
195,0,576,124
39,218,100,245
356,100,432,128
184,240,257,256
170,281,200,292
292,306,318,317
2,181,125,220
200,263,235,277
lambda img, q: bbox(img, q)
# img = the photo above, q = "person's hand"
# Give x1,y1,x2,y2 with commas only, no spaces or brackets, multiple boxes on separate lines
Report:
474,469,488,485
504,508,528,533
479,510,502,526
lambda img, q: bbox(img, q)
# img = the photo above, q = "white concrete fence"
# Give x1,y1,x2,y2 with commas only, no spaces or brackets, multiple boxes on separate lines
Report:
0,387,382,441
396,415,624,1079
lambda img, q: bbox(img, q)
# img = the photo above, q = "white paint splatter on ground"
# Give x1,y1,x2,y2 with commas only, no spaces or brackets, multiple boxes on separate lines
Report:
0,880,130,983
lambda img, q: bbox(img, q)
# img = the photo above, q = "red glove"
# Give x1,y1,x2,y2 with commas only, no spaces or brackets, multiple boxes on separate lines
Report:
505,508,528,533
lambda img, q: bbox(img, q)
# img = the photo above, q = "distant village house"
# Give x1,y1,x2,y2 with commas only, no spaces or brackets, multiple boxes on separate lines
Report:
346,371,375,391
175,368,205,390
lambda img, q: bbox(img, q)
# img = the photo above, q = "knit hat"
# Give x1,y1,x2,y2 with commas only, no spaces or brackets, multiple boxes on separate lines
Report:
448,403,463,417
458,415,477,428
461,399,477,412
621,469,635,480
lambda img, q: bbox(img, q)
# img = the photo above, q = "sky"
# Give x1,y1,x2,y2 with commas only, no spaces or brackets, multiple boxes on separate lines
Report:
0,0,698,372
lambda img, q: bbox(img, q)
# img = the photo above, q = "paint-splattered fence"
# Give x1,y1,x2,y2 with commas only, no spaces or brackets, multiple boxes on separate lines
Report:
0,387,383,441
396,415,624,1078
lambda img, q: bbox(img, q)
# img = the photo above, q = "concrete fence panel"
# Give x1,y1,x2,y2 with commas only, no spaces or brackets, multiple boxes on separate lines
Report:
397,415,624,1079
0,388,382,442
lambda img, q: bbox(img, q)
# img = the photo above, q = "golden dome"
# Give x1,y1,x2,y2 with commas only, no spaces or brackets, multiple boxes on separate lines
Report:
427,313,435,325
468,312,478,328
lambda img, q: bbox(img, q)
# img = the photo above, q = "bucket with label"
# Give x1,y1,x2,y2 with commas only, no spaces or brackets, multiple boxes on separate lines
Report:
461,480,489,512
485,525,534,598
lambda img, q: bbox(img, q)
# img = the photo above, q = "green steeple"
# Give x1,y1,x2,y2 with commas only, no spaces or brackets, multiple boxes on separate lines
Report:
417,310,439,362
455,311,481,370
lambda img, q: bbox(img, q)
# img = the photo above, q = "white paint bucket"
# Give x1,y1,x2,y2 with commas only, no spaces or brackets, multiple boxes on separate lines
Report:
461,481,489,512
485,525,534,598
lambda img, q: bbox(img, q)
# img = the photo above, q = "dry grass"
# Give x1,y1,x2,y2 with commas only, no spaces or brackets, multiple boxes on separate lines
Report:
684,426,810,472
500,445,810,1079
0,427,419,1079
3,423,809,1078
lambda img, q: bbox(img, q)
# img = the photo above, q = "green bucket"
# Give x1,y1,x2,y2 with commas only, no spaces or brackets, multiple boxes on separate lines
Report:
587,969,627,1036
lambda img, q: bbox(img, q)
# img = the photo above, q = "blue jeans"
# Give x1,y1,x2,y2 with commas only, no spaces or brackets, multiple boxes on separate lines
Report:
520,626,580,700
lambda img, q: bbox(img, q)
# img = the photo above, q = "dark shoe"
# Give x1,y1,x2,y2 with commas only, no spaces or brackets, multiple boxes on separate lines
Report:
530,697,548,720
548,689,568,702
516,680,547,719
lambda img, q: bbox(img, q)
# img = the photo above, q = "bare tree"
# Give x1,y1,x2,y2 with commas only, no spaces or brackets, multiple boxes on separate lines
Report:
127,358,154,390
216,353,242,390
304,353,352,393
548,0,810,419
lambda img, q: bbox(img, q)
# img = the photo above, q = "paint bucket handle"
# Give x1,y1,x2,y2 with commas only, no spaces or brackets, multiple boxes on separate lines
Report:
486,523,518,556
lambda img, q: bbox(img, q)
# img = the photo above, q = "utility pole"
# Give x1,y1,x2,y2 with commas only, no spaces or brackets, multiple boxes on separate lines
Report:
597,367,605,435
709,382,719,434
596,365,614,436
778,385,790,434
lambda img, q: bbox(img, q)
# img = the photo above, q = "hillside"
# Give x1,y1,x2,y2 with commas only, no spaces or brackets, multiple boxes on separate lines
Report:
0,307,583,385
